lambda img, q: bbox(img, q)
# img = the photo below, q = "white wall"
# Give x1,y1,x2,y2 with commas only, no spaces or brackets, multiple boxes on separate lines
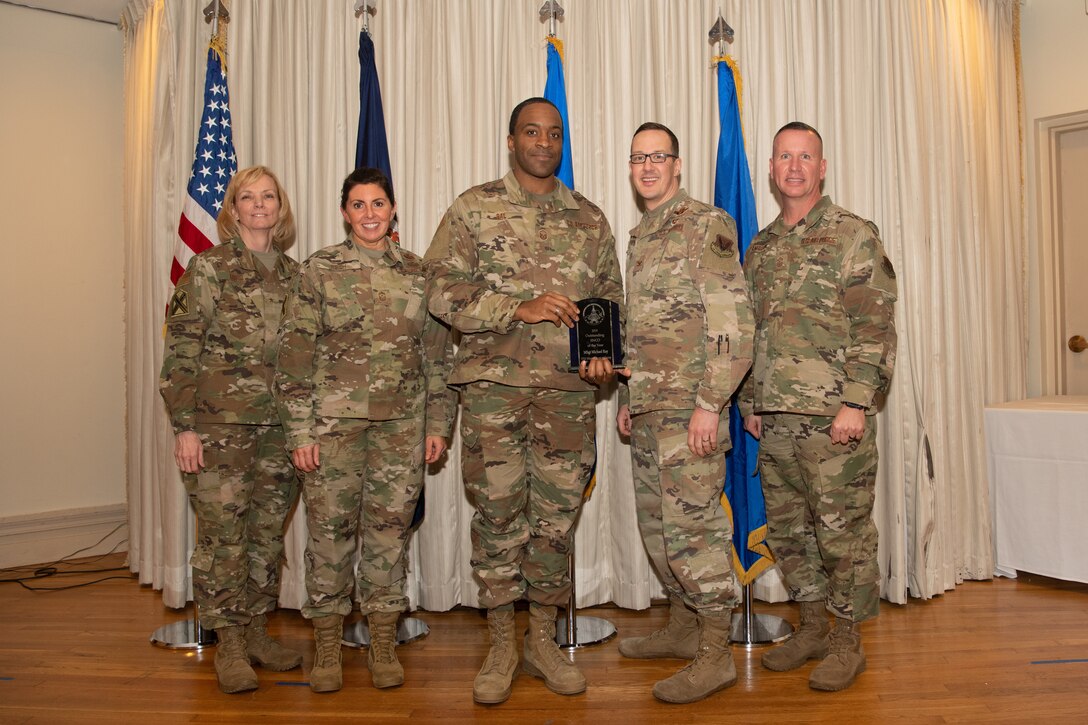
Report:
1021,0,1088,396
0,4,126,563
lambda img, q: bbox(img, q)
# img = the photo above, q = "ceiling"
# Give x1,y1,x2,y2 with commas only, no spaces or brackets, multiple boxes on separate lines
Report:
11,0,130,24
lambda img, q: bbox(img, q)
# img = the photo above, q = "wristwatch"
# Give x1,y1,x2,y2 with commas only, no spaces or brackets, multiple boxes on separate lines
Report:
842,401,869,411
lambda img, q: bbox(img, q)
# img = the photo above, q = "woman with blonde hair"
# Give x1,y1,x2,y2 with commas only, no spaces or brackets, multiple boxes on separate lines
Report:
160,165,303,694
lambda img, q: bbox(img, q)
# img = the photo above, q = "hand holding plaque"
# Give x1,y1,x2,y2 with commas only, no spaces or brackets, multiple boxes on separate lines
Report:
568,298,624,372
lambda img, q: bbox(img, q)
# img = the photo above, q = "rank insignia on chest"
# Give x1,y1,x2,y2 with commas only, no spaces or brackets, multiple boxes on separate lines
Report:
712,234,735,258
168,289,189,318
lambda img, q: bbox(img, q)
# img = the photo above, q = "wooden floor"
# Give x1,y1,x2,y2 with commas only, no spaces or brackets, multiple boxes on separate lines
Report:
1,554,1086,724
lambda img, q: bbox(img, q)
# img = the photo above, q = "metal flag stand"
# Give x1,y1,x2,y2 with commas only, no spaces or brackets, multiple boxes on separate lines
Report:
339,0,428,650
533,0,613,650
150,600,217,650
341,0,430,650
708,11,793,649
151,0,229,652
729,584,792,648
151,510,216,649
555,547,616,650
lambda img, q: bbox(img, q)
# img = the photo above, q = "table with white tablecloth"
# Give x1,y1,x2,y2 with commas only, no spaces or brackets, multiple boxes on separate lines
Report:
984,395,1088,582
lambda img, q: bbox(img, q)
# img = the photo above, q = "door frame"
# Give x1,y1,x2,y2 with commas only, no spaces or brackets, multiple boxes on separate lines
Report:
1036,109,1088,394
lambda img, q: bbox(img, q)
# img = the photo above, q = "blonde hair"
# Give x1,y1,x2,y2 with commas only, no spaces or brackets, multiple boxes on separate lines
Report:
216,165,296,249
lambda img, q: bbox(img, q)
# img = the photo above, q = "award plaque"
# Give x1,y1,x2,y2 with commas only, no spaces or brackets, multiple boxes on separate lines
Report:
568,298,624,371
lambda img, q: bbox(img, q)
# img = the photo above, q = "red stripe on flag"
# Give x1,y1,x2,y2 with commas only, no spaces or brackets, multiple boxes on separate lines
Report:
169,258,186,286
178,213,214,257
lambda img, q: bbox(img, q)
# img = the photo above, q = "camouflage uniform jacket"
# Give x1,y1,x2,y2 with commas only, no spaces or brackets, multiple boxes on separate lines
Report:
274,238,455,450
620,190,754,417
424,171,624,392
740,196,897,417
160,237,299,433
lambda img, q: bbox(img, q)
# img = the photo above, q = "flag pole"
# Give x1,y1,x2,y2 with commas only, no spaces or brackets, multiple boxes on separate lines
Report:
340,0,428,649
537,0,614,649
707,14,793,648
151,0,232,652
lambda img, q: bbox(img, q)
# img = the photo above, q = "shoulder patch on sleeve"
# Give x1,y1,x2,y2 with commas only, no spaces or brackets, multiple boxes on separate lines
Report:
699,233,738,273
168,288,190,318
881,255,896,279
712,234,736,259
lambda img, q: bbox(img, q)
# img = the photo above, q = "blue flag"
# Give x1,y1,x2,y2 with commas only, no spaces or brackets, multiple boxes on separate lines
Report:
543,37,574,189
543,34,596,501
714,57,774,586
355,29,419,526
355,30,392,184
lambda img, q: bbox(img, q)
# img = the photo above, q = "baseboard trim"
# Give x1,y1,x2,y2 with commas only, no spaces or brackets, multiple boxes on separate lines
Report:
0,504,128,569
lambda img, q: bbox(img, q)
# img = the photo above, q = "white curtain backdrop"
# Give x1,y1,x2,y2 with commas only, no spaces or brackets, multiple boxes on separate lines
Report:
123,0,1025,613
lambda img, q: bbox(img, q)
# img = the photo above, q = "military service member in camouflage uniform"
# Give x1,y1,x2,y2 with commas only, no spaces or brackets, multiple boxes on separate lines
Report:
600,123,753,704
740,122,897,692
160,166,304,694
424,98,624,704
275,168,455,693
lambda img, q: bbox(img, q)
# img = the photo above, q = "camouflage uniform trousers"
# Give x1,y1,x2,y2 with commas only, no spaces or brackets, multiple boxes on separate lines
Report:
300,415,424,619
758,412,880,622
629,409,739,613
184,422,299,630
460,381,595,609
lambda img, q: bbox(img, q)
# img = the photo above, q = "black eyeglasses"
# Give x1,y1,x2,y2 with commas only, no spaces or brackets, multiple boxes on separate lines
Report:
629,152,678,164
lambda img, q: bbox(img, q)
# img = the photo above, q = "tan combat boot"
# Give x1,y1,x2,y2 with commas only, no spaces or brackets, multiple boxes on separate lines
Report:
522,604,586,696
213,626,259,694
651,611,737,704
761,600,830,671
618,597,699,659
244,613,303,671
473,607,519,704
808,617,866,691
309,614,344,693
367,611,404,688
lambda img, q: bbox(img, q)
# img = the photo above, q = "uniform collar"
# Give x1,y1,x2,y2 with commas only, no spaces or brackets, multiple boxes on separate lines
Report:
769,195,833,237
631,188,690,237
502,170,580,212
230,236,293,280
340,236,403,267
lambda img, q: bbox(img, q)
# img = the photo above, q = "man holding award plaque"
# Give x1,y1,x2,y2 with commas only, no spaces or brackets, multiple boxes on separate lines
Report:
424,98,623,704
587,122,754,704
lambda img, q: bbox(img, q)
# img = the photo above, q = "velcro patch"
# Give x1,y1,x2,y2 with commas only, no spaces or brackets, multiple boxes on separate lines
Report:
712,234,735,258
881,255,896,279
168,289,189,318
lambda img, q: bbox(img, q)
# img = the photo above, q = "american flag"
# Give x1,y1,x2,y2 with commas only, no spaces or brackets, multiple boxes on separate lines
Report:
171,45,238,285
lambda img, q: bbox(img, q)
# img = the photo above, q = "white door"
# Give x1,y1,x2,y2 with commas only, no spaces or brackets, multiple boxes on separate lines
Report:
1058,127,1088,394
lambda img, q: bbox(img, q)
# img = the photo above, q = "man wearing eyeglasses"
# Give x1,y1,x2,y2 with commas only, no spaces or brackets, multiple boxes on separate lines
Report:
740,122,897,692
587,122,752,704
424,97,623,705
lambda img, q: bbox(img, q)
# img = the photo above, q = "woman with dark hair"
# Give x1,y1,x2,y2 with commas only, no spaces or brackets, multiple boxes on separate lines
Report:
160,165,303,694
275,167,454,693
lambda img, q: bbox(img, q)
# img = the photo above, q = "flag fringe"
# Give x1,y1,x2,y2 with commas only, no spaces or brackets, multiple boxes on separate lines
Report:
713,55,744,125
719,493,774,587
210,32,228,72
546,35,564,62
